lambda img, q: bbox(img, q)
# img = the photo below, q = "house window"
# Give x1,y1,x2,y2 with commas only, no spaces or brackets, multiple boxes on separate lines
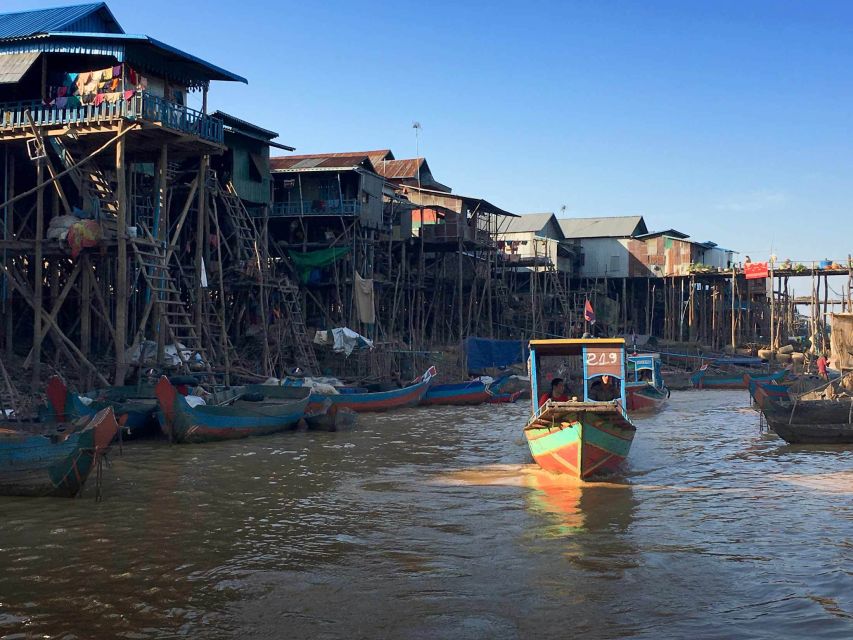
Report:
609,255,620,272
248,152,266,183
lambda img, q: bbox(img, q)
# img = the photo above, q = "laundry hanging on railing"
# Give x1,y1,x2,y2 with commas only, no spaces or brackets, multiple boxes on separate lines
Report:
46,63,147,107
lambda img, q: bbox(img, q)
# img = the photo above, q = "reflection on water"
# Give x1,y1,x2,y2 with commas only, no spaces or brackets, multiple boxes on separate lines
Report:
0,393,851,639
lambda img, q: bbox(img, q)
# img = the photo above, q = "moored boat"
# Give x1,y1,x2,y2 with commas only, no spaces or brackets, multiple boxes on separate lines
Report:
691,367,787,390
305,368,435,413
626,353,669,413
755,378,853,444
0,407,119,497
421,380,491,406
155,377,309,443
244,384,358,431
763,400,853,444
523,338,637,479
42,376,159,438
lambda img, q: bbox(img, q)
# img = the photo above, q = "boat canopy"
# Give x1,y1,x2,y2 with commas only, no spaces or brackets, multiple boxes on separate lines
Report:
528,338,627,409
627,353,664,389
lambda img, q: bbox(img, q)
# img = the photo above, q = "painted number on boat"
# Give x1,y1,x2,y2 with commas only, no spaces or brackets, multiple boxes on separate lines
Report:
585,347,623,376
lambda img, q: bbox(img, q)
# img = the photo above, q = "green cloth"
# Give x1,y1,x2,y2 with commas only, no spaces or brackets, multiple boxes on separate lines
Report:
288,247,350,283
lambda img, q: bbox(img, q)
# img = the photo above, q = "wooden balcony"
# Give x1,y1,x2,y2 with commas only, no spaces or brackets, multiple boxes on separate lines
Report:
0,92,224,145
267,199,362,218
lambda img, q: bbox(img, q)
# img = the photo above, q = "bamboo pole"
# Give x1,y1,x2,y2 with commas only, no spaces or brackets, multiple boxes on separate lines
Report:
114,121,128,385
31,159,44,386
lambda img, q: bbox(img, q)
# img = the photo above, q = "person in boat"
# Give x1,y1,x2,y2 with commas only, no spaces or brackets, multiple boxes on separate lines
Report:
588,374,620,402
817,353,829,380
539,378,570,407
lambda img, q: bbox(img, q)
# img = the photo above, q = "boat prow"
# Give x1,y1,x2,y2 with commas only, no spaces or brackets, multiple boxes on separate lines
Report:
524,401,636,479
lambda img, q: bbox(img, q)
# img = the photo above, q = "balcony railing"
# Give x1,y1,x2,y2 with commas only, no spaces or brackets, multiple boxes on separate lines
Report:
0,92,223,145
265,199,362,217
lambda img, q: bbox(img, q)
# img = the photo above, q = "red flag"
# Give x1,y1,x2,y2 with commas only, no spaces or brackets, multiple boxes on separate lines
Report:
584,299,596,323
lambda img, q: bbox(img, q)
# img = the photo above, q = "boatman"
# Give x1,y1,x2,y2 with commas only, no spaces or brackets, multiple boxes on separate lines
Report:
539,378,570,407
588,374,620,402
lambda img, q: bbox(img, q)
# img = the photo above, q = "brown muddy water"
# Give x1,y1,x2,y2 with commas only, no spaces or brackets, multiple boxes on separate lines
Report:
1,391,851,639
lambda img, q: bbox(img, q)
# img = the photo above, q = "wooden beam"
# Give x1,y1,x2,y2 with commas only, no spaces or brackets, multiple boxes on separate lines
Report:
114,122,128,385
31,159,44,385
1,260,109,387
23,259,82,366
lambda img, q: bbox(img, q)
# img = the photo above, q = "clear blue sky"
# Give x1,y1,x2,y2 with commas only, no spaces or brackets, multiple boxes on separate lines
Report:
10,0,853,269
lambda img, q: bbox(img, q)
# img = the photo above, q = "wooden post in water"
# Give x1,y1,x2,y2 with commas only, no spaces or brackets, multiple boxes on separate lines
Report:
769,259,775,352
114,122,128,386
731,267,736,350
31,158,44,386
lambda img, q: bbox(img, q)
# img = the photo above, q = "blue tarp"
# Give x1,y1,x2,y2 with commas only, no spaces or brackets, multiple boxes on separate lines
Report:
465,337,529,372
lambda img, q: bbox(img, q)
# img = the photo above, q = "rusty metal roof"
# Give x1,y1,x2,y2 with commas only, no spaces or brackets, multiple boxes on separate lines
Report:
270,154,376,172
276,150,393,167
374,158,422,179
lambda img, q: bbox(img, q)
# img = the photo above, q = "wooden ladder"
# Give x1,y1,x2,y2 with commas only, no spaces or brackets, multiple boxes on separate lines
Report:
275,276,320,375
129,235,210,375
217,179,260,267
546,264,572,336
47,137,119,217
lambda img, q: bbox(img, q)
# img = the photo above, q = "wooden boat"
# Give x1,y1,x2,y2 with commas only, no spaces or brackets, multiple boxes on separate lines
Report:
763,400,853,444
755,379,853,444
746,376,791,411
524,339,637,479
155,377,309,444
691,367,787,390
421,380,491,406
626,353,669,413
0,408,118,497
43,376,158,438
243,384,358,431
304,368,435,413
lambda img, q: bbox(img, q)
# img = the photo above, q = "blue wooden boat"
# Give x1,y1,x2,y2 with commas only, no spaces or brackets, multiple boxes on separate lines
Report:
242,384,358,431
626,353,669,413
421,380,491,406
746,376,791,411
155,377,310,444
42,376,158,438
691,367,787,390
0,408,119,497
304,368,435,414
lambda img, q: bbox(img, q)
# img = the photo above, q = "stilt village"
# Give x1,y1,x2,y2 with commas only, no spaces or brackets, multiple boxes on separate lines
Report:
0,2,852,429
2,2,850,400
0,6,852,637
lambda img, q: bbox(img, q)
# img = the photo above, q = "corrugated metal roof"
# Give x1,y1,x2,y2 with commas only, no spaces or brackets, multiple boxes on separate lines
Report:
270,155,375,172
0,51,40,84
375,158,422,179
0,32,247,84
558,215,648,239
0,3,122,39
635,228,689,240
499,212,558,234
280,150,393,167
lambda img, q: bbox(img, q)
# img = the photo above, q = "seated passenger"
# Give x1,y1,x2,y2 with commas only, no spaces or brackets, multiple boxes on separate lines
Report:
539,377,570,407
588,374,620,402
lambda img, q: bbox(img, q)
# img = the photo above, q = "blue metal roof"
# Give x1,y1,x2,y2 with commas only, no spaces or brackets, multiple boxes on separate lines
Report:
0,3,123,39
0,32,247,85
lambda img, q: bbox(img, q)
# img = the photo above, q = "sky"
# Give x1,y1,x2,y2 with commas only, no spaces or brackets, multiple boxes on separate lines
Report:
8,0,853,273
